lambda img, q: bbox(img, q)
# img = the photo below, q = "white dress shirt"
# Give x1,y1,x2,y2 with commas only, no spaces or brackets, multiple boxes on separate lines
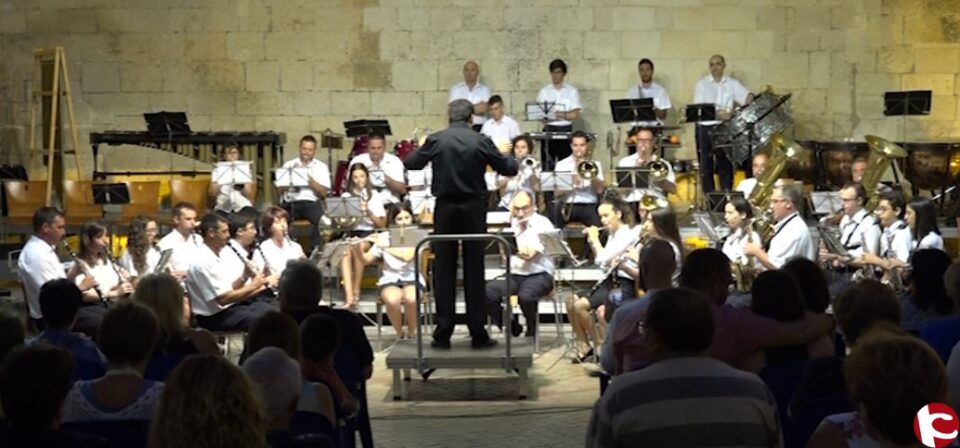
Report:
692,75,751,126
616,153,676,201
280,158,331,203
18,236,67,319
625,82,672,126
881,220,913,263
767,212,815,268
118,246,162,278
510,213,556,277
157,230,202,274
221,239,252,282
74,258,122,296
555,156,602,204
736,178,758,197
448,81,491,125
595,225,641,279
838,209,881,259
536,83,582,126
341,190,387,232
915,231,945,251
185,243,240,317
480,115,522,149
214,183,253,213
347,153,405,204
722,227,762,267
252,237,304,276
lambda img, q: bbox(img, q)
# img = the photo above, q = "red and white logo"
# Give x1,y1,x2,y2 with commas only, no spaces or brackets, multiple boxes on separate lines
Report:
915,403,959,448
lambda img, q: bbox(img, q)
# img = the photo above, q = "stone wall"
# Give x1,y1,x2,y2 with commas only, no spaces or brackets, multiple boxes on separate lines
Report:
0,0,958,180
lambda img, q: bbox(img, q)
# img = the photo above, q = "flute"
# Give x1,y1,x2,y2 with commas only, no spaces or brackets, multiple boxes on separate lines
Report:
61,241,107,307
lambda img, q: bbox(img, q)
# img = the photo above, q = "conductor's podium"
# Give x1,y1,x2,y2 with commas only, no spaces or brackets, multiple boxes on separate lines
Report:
385,336,534,401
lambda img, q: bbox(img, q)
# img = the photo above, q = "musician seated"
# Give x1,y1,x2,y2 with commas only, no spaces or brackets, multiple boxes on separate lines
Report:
222,212,276,290
347,132,406,205
279,135,331,250
744,184,816,269
340,164,389,310
252,206,305,283
907,196,944,251
119,216,162,284
157,202,201,281
566,197,638,362
186,213,275,332
722,198,762,308
485,191,555,338
819,183,881,296
495,135,540,211
71,221,134,336
850,155,893,196
549,131,603,228
859,191,912,285
617,127,676,200
734,151,769,197
636,204,685,285
209,142,256,214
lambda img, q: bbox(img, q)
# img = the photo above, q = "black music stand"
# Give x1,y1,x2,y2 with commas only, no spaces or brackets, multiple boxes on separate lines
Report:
144,112,191,135
524,101,564,121
92,183,131,205
610,98,656,124
614,168,654,190
705,191,744,213
883,90,932,116
684,104,716,123
343,119,392,138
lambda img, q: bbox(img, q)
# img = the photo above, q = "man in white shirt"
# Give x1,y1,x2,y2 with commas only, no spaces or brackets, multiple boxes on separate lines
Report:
157,202,201,280
744,184,815,269
347,133,407,205
537,59,582,170
550,131,604,228
18,207,94,326
186,213,274,331
617,128,677,201
279,135,331,250
485,191,555,338
625,58,672,126
819,182,881,296
692,54,754,193
448,60,491,130
735,152,769,198
480,95,522,152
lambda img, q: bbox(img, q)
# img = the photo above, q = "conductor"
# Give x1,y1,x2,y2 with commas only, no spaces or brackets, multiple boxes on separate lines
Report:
404,99,519,349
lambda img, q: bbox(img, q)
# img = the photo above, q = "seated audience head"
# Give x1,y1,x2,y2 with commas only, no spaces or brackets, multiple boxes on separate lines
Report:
752,270,805,322
909,249,953,315
0,345,74,429
247,310,301,359
241,347,302,430
781,258,831,313
279,260,323,310
639,238,676,290
845,334,947,446
0,310,24,363
301,314,342,364
150,354,266,448
98,301,159,370
133,273,187,342
833,279,902,347
38,278,83,330
679,248,731,305
642,288,713,360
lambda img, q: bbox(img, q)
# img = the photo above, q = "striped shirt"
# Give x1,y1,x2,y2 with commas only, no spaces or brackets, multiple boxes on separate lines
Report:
587,357,782,448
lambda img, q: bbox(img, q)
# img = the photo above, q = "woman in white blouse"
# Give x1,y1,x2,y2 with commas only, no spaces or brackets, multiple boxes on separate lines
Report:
340,164,388,310
119,215,163,284
75,220,133,304
906,196,944,251
721,198,761,292
252,206,305,284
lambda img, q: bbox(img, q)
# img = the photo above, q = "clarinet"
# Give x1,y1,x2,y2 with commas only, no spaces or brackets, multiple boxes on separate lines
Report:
230,241,275,295
105,252,133,286
61,241,108,307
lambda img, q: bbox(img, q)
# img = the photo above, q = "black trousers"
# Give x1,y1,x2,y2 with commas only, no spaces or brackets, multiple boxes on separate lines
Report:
196,295,277,332
432,195,488,342
485,273,554,335
696,124,733,193
542,124,572,172
282,200,325,250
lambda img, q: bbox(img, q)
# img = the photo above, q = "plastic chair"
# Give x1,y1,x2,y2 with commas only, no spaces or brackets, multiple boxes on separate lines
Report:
169,178,211,211
62,180,103,224
2,180,47,225
61,419,151,448
121,181,161,221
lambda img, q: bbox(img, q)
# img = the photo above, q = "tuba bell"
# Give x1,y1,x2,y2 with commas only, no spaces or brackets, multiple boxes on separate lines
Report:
862,135,908,211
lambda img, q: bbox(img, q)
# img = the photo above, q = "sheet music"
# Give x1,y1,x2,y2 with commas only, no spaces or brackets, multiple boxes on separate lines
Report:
326,196,363,217
811,191,842,215
274,166,310,188
539,171,575,192
213,161,253,185
486,211,511,226
524,101,568,121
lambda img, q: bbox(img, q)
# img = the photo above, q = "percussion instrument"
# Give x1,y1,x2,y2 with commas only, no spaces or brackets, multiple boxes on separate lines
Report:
713,92,793,165
896,142,960,191
817,141,868,189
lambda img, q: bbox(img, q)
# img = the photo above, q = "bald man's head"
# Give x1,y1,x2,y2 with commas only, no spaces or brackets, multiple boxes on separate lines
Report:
463,61,479,84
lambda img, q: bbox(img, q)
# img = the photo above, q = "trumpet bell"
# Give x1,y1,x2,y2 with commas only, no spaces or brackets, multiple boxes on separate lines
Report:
577,160,600,180
521,157,540,170
638,194,670,211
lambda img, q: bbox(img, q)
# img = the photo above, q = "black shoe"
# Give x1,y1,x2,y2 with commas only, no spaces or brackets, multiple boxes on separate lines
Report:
471,338,499,349
524,330,536,338
431,339,451,349
572,348,594,363
511,321,523,338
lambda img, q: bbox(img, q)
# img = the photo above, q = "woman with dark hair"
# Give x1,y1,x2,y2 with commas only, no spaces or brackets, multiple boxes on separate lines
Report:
209,142,256,214
641,205,685,284
901,249,953,333
781,258,831,314
721,197,760,274
495,134,540,211
906,196,943,251
119,215,162,282
339,164,389,310
252,206,305,284
75,220,133,305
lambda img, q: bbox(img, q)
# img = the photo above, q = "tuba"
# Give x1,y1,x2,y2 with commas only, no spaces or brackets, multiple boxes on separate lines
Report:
749,134,810,240
862,135,908,211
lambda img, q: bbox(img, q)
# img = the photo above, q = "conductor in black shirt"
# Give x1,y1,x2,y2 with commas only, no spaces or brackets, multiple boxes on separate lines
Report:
404,99,519,348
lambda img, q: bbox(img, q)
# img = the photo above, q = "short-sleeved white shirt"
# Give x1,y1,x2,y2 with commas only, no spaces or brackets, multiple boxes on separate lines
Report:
510,213,555,276
595,225,640,279
555,156,603,204
252,237,305,276
915,231,944,251
767,212,816,268
280,158,331,203
448,81,491,125
536,83,582,126
480,116,522,149
881,220,913,263
73,258,122,296
692,75,751,126
348,153,405,204
625,82,672,126
18,236,67,319
185,243,239,317
368,235,418,286
119,246,162,278
157,230,202,274
341,190,387,232
616,153,676,201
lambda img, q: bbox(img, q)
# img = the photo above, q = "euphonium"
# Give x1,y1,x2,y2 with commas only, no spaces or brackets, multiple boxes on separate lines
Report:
862,135,908,211
638,193,670,211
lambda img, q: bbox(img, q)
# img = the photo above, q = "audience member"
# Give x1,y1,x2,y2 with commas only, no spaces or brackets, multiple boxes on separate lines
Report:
781,258,831,314
149,354,267,448
132,273,218,381
0,310,23,364
900,248,953,333
30,279,106,379
808,334,947,448
61,302,163,423
0,345,107,447
587,288,781,448
833,279,904,349
938,262,960,406
301,314,360,418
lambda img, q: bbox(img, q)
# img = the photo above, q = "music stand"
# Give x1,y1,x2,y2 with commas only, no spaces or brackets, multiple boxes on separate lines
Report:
92,183,130,205
541,230,586,267
684,103,717,123
388,226,429,248
810,191,842,216
408,193,433,216
144,111,191,135
407,170,430,189
883,90,932,116
213,161,253,186
486,211,511,226
614,168,653,190
524,101,566,121
610,98,656,124
273,166,310,188
692,211,728,243
818,225,849,257
538,171,575,192
705,191,744,213
326,196,363,220
343,119,392,137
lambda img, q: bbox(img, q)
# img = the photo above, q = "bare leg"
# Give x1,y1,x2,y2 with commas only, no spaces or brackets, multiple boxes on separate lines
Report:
350,242,372,307
381,286,404,337
340,250,356,307
566,295,594,354
401,284,419,338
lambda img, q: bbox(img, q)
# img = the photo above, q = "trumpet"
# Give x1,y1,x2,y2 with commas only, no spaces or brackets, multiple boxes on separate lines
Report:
61,241,107,307
638,194,670,212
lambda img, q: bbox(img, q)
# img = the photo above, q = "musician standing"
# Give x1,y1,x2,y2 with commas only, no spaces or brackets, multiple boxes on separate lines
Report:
625,58,672,125
209,142,256,214
551,131,603,228
480,95,522,152
693,54,754,193
448,61,490,131
617,127,677,201
485,191,555,338
157,202,201,281
404,99,518,349
819,183,881,295
347,133,406,205
744,184,815,269
537,59,582,171
279,135,331,251
18,207,95,328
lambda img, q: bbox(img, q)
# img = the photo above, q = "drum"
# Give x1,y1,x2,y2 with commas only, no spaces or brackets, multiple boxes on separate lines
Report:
394,140,416,160
350,135,369,158
786,140,820,186
669,170,698,211
896,142,960,191
332,160,349,196
817,141,868,189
